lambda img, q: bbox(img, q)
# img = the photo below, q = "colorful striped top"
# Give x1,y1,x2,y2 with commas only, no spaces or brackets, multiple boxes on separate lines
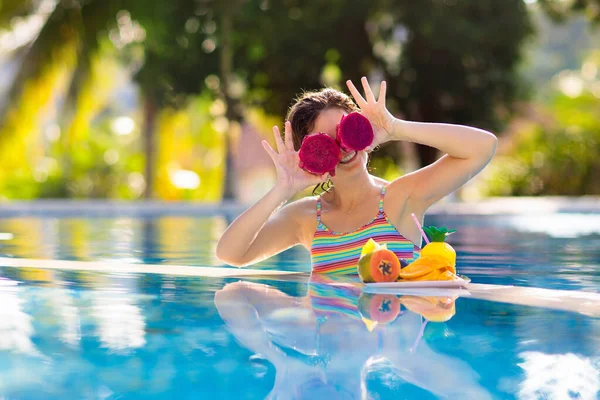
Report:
311,185,421,274
308,274,363,320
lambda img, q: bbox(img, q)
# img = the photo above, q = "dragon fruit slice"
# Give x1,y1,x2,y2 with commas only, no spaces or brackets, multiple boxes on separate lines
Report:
336,112,374,152
298,133,340,176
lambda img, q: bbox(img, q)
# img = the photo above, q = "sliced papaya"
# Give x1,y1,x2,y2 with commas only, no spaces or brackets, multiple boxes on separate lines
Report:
358,293,401,324
369,249,401,282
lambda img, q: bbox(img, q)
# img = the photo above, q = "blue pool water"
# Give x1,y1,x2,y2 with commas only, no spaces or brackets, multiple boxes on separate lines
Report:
0,212,599,399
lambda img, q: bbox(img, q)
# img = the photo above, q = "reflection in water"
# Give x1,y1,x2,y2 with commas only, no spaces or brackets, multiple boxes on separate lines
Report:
20,268,83,348
518,352,600,399
0,213,599,285
0,277,40,356
53,287,81,347
19,268,84,350
90,275,146,352
0,266,598,398
215,274,491,400
0,216,227,267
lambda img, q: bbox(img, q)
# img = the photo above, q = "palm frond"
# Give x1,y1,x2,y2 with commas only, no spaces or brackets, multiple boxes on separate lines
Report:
0,0,37,28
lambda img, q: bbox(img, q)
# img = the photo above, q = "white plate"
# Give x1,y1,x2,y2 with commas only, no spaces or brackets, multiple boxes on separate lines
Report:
362,286,471,297
364,278,468,289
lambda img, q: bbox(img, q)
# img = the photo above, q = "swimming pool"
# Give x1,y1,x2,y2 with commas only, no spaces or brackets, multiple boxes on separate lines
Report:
0,210,599,399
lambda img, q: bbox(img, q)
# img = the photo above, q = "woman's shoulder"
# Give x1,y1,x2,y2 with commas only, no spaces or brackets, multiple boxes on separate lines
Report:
282,195,320,249
275,195,319,226
285,194,319,217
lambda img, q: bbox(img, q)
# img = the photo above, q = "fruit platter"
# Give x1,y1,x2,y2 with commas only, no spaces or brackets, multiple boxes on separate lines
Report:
358,219,469,289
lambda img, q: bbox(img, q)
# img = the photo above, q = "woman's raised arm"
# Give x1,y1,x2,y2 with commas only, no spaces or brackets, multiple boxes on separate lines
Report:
216,122,326,267
346,77,497,213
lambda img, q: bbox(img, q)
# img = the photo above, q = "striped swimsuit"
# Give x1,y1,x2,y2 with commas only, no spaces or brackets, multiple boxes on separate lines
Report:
311,185,420,274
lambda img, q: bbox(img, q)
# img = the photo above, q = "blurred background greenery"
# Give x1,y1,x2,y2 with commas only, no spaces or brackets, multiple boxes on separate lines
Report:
0,0,598,202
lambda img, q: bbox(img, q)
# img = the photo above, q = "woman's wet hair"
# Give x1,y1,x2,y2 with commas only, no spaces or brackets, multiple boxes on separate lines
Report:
286,88,358,195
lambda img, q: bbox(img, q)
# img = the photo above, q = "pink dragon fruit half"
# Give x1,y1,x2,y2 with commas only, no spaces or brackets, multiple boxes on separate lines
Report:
336,112,374,152
298,133,340,176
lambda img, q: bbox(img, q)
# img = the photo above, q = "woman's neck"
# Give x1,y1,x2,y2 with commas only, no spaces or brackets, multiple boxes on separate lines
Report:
326,174,380,212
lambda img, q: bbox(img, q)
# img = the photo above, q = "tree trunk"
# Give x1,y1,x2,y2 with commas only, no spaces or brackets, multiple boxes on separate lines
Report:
219,5,240,202
143,97,157,199
415,144,440,168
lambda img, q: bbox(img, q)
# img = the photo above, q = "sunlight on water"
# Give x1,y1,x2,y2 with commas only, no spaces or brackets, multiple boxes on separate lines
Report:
0,213,598,289
0,269,597,399
508,213,600,238
518,352,600,399
0,213,598,398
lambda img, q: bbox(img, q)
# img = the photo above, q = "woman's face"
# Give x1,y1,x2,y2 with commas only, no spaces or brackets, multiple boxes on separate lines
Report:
312,107,368,177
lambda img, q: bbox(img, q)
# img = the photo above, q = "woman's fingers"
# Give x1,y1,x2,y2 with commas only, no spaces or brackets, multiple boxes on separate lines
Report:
307,173,328,186
361,76,376,103
378,80,387,106
272,126,285,153
262,140,278,163
284,121,294,151
346,79,366,107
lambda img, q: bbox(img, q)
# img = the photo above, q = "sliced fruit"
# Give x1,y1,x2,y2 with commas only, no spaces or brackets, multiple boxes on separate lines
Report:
397,255,447,279
298,132,340,176
335,112,374,152
358,293,401,324
361,317,378,332
357,253,374,283
399,295,456,322
396,254,459,282
369,249,401,282
409,268,456,282
358,239,389,283
361,238,378,258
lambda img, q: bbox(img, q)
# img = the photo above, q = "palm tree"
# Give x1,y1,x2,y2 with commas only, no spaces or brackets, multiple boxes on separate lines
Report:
0,0,145,196
0,0,248,200
3,0,592,200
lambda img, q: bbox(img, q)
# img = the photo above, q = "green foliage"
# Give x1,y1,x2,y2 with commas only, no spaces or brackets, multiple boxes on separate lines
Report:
130,0,221,105
485,90,600,196
154,93,226,201
523,9,600,89
382,0,533,131
0,0,36,28
536,0,600,25
0,0,598,200
131,0,376,115
367,156,404,183
39,115,144,199
234,0,375,116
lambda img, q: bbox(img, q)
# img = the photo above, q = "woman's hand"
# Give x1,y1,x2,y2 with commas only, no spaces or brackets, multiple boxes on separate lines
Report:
262,121,329,197
346,77,399,152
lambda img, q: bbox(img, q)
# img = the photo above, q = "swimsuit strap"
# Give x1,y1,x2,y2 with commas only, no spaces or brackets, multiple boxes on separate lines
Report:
378,185,387,214
316,196,322,224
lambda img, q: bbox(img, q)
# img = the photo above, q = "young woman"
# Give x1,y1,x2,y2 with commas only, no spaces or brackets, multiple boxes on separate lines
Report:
216,77,497,272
